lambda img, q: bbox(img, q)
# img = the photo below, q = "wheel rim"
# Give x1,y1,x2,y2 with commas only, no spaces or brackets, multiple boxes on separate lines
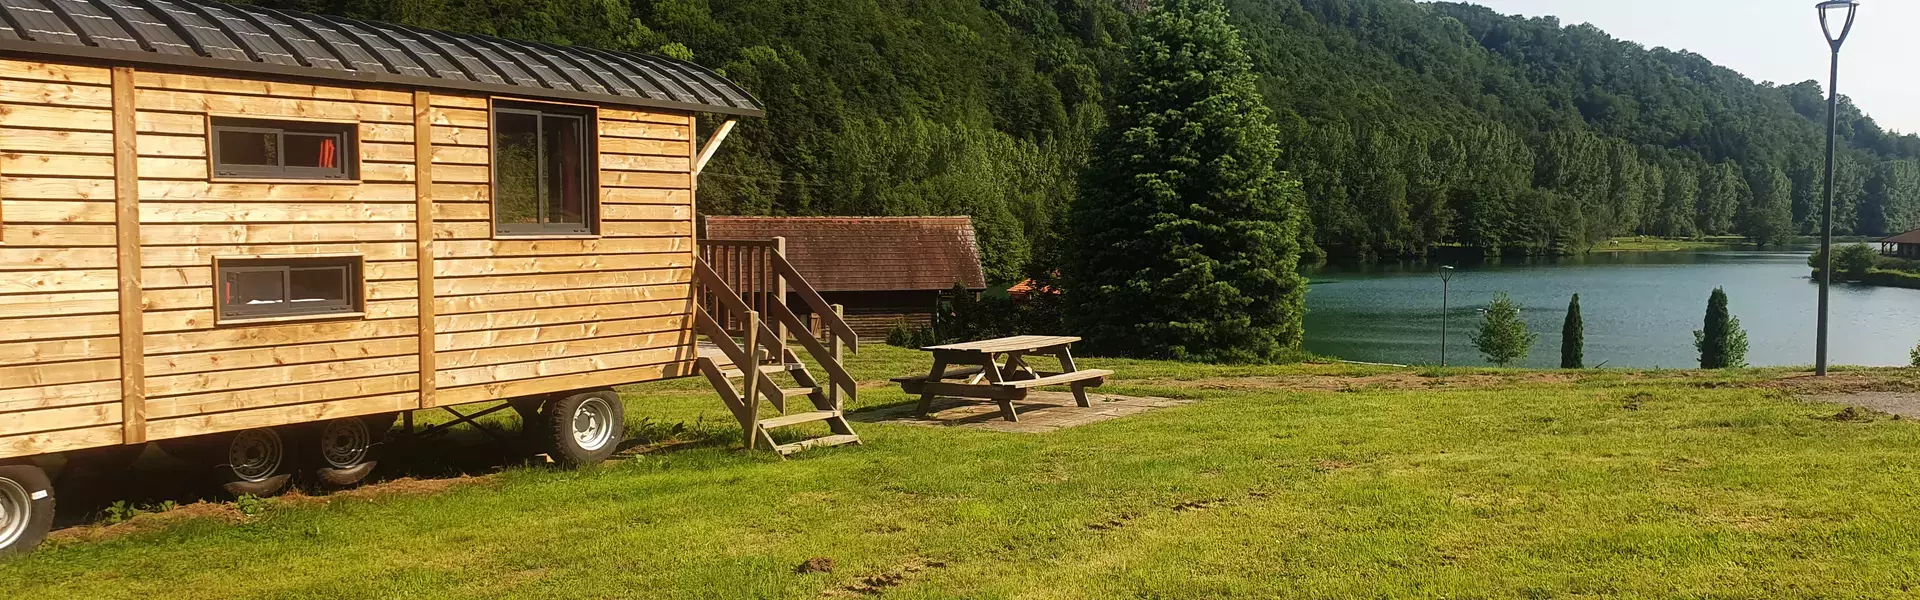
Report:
571,397,616,452
0,477,31,550
318,418,372,469
227,429,284,483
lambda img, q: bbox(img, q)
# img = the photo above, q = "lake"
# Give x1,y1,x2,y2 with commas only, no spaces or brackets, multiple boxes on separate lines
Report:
1302,250,1920,369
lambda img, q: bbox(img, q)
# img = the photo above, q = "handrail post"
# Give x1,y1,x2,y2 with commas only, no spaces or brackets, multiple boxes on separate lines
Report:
742,310,762,449
772,236,789,357
830,303,845,409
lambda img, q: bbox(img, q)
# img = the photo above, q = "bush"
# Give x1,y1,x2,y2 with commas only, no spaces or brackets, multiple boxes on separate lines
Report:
1811,243,1881,280
1911,343,1920,368
885,321,937,348
1471,293,1537,367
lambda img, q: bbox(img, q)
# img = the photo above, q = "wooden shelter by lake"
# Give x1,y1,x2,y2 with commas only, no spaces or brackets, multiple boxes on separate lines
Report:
1880,229,1920,259
703,216,988,337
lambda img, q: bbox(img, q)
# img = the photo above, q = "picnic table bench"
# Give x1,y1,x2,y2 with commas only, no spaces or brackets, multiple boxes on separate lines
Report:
891,335,1113,422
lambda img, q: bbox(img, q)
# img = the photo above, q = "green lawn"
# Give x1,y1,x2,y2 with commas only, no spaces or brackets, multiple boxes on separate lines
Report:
5,346,1920,598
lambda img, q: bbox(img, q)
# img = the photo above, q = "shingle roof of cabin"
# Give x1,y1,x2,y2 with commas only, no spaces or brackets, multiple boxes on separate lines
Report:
705,216,988,293
0,0,759,116
1884,229,1920,244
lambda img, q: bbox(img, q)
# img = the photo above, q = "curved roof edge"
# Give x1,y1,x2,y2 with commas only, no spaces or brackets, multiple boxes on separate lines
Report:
0,0,761,117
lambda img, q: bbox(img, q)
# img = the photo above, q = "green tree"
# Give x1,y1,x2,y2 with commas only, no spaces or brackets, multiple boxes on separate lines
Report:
1063,0,1307,362
1694,287,1748,369
1740,166,1794,247
1471,293,1537,367
1560,294,1583,369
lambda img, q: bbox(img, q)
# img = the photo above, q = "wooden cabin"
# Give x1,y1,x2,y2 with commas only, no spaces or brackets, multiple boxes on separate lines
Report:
0,0,862,556
703,216,989,337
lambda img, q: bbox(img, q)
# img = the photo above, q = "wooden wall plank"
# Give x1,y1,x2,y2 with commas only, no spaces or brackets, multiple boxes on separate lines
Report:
0,403,121,437
113,66,146,445
148,376,418,420
145,391,417,441
436,315,687,352
435,362,689,407
0,59,111,85
0,425,121,460
0,380,120,413
147,337,416,377
0,291,118,318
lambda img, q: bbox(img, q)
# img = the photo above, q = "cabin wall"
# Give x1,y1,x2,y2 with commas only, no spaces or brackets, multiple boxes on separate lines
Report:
0,59,126,457
427,99,698,406
0,58,705,459
132,72,424,441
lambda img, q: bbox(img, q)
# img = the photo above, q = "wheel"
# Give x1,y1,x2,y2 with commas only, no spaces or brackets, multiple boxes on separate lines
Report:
312,416,383,488
544,390,625,467
213,428,295,497
0,462,54,557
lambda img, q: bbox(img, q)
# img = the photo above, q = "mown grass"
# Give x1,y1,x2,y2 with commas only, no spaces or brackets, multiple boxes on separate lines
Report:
4,345,1920,598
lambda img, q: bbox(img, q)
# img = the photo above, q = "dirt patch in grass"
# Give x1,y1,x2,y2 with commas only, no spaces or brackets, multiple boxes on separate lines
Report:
824,557,947,597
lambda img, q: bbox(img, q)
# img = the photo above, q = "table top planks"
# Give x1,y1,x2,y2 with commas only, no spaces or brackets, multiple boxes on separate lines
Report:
921,335,1080,354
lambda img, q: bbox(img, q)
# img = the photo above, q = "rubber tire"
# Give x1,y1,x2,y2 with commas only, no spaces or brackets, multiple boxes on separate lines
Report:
211,429,296,498
0,463,54,557
544,391,625,468
311,414,391,488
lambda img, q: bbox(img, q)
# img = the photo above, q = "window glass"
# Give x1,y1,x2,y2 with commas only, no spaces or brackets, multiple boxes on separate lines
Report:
544,114,587,229
225,270,285,307
494,111,541,227
217,129,278,166
289,267,346,303
492,102,597,235
284,133,341,170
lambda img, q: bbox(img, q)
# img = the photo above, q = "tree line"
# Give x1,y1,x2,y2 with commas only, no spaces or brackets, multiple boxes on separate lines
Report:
261,0,1920,275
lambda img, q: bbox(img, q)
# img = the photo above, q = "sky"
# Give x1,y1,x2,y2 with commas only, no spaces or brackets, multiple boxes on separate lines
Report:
1463,0,1920,134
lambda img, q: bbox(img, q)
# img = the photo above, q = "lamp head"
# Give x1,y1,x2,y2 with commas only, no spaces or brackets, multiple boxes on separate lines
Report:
1440,265,1455,281
1817,0,1860,49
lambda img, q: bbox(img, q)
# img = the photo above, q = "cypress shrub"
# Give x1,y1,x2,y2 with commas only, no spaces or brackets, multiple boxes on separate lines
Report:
1561,294,1584,369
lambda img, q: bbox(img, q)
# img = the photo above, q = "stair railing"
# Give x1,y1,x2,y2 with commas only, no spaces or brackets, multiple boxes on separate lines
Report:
697,237,859,409
693,260,788,414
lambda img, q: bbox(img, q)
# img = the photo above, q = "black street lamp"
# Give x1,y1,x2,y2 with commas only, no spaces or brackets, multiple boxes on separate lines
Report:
1815,0,1860,377
1440,265,1455,367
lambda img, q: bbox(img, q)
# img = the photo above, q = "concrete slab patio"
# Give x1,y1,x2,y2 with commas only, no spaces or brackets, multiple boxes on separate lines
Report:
850,391,1191,433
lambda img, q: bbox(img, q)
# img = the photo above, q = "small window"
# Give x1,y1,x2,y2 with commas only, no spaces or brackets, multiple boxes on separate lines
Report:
210,117,355,180
492,101,597,236
216,256,364,322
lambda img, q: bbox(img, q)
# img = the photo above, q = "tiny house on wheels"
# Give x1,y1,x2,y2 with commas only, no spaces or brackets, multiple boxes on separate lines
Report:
0,0,864,555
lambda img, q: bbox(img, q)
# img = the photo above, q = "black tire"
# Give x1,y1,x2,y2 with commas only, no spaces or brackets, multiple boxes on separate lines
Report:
0,462,54,557
310,416,385,488
211,428,296,498
543,390,625,468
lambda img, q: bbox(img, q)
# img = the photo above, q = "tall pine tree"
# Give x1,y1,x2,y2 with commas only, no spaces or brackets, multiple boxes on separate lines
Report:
1063,0,1307,362
1561,294,1583,369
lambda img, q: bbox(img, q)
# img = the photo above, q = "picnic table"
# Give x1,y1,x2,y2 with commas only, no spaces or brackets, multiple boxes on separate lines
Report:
891,335,1114,422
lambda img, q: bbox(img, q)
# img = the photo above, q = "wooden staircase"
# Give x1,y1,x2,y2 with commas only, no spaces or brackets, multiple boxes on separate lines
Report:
692,238,861,458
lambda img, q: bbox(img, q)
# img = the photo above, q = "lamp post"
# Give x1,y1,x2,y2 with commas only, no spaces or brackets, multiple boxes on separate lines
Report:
1440,265,1455,367
1815,0,1860,377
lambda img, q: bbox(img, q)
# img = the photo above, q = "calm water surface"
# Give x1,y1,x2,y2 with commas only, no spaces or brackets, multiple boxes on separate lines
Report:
1303,251,1920,368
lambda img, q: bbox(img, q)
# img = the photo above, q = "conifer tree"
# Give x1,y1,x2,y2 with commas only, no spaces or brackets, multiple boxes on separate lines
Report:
1694,287,1748,369
1560,294,1583,369
1062,0,1307,362
1471,293,1537,367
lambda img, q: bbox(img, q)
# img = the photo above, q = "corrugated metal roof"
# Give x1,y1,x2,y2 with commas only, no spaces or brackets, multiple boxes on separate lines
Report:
705,217,988,292
0,0,760,116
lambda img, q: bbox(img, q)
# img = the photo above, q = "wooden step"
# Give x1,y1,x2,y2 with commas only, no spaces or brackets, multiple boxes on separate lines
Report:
717,362,801,378
775,387,818,399
758,410,840,429
773,434,861,456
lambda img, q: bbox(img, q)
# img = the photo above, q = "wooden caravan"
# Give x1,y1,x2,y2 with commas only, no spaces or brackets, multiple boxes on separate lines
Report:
0,0,855,555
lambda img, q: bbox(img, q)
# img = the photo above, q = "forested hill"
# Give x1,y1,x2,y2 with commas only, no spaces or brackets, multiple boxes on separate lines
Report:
255,0,1920,276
